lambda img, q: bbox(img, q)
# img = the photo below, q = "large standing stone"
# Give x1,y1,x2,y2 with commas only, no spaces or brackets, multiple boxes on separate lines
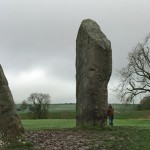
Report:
76,19,112,127
0,65,24,142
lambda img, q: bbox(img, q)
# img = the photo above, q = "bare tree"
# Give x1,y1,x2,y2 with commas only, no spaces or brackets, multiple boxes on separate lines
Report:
116,34,150,103
22,93,51,119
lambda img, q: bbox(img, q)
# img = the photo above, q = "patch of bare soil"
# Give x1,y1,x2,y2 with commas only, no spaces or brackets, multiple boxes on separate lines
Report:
25,129,112,150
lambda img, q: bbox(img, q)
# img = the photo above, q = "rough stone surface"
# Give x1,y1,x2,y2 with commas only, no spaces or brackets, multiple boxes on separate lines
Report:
0,65,24,142
76,19,112,127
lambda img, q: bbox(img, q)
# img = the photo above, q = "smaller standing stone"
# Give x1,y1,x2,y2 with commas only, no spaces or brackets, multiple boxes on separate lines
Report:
0,65,24,143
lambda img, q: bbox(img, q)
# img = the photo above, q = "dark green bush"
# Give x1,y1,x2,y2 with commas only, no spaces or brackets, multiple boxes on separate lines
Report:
137,96,150,110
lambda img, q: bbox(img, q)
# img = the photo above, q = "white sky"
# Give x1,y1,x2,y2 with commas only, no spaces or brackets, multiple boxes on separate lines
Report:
0,0,150,103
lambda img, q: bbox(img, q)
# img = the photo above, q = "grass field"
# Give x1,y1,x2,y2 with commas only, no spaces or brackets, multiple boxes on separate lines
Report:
20,104,150,130
18,103,150,120
17,103,137,113
21,117,150,150
22,119,150,130
22,119,76,130
16,104,150,149
49,104,75,112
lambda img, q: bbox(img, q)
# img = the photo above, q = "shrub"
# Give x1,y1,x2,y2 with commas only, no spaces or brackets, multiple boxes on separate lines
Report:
137,96,150,110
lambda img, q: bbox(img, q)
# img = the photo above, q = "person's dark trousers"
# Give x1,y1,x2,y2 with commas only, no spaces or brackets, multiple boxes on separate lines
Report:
109,115,114,126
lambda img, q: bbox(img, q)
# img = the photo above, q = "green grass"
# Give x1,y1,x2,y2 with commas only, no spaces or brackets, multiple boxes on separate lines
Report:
17,104,150,150
19,109,150,120
112,103,137,111
21,119,150,150
15,104,150,149
19,103,150,130
19,103,150,131
115,110,150,119
105,127,150,150
22,119,76,130
17,103,137,112
19,111,76,119
16,103,76,113
21,118,150,130
47,111,76,119
49,104,75,112
19,103,149,120
115,119,150,127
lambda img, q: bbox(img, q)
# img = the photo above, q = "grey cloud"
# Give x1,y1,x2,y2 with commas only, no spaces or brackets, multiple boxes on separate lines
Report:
0,0,150,103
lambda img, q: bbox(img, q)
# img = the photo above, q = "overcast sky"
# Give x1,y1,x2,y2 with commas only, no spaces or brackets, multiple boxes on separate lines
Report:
0,0,150,104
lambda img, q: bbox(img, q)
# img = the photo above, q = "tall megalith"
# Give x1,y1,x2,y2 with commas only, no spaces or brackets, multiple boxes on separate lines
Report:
76,19,112,127
0,65,24,142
